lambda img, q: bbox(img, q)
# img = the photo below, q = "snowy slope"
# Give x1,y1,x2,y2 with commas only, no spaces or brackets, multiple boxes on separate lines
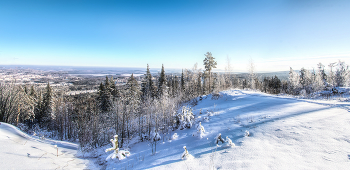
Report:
0,122,98,170
102,90,350,170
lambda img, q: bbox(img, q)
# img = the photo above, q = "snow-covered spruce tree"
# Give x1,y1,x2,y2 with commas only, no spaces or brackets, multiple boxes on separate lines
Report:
196,122,205,138
214,133,225,144
157,64,166,98
35,82,54,127
181,146,193,160
0,84,34,124
120,73,141,147
176,106,194,130
150,129,161,154
203,52,217,93
109,76,119,100
105,135,130,160
97,80,113,113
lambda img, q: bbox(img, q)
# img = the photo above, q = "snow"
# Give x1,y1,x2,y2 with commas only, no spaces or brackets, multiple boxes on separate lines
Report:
0,122,97,169
100,89,350,169
2,89,350,169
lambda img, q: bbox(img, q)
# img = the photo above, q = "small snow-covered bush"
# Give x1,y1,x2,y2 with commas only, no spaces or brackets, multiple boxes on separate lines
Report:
151,130,161,141
181,146,193,160
222,136,235,148
196,122,205,139
175,106,195,130
214,133,225,144
105,135,130,161
150,129,162,154
171,133,179,140
245,130,250,137
300,89,307,98
211,92,222,100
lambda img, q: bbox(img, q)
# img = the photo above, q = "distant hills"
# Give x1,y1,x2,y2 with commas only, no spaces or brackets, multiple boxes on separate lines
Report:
0,65,290,80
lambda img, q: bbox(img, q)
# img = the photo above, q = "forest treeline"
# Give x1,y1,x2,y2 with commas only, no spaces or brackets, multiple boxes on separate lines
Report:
0,53,349,150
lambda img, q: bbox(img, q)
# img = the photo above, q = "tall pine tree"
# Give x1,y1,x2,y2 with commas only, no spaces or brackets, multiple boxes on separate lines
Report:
203,52,217,93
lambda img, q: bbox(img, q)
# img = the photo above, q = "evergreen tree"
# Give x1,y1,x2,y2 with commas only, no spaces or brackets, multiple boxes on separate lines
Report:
121,73,141,146
109,76,119,99
141,64,155,99
157,64,166,97
98,79,113,113
181,69,185,93
203,52,217,93
24,86,28,94
173,75,179,97
35,83,53,126
30,85,37,99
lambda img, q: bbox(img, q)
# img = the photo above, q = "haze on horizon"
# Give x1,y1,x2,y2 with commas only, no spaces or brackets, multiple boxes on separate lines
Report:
1,0,350,72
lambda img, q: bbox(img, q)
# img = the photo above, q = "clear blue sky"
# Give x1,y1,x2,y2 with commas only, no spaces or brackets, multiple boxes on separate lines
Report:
1,0,350,72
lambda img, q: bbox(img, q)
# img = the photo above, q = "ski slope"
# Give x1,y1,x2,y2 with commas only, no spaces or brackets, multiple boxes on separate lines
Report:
0,122,97,170
102,90,350,170
1,89,349,169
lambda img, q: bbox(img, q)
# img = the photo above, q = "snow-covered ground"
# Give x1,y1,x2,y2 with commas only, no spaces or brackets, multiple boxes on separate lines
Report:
100,89,350,170
0,122,98,169
2,89,350,169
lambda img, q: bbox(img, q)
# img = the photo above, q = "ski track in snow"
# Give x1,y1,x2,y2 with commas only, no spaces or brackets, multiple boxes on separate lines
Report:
102,89,350,170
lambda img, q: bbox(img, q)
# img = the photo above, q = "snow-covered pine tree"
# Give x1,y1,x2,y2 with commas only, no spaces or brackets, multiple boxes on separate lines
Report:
120,73,141,147
150,129,162,154
181,69,185,94
178,106,194,129
157,64,166,98
196,122,205,138
35,82,54,126
97,78,113,113
141,64,155,100
109,76,119,99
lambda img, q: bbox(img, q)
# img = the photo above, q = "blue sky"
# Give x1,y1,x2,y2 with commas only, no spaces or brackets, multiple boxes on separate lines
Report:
1,0,350,72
